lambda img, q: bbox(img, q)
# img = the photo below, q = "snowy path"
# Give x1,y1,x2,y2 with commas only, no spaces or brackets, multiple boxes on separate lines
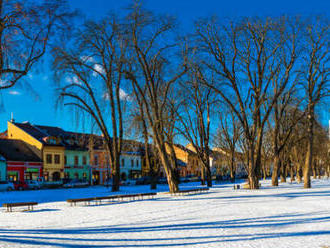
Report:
0,179,329,248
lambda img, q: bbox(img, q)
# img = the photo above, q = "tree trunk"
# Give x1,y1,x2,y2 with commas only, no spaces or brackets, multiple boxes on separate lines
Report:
157,141,179,193
290,165,295,182
230,154,236,183
262,162,267,180
280,161,287,183
111,158,120,192
312,159,317,179
248,147,259,189
304,107,313,189
201,167,206,185
272,154,280,186
296,162,302,183
203,153,213,187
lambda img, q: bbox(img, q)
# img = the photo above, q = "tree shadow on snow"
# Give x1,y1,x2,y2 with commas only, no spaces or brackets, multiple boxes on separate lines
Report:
0,211,329,247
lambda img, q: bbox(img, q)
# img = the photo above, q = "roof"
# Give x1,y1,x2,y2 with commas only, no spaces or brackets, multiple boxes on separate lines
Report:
173,143,197,155
13,122,88,150
13,122,147,154
0,139,42,162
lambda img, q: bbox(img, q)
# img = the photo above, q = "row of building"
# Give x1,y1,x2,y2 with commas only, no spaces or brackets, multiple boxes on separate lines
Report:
0,120,247,184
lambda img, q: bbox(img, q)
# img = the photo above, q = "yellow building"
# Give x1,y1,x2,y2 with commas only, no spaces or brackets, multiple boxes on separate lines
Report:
7,121,65,181
165,143,200,177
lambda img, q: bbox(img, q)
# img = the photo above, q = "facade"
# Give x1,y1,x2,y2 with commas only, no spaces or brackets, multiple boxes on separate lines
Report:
0,155,6,181
83,134,144,185
212,147,248,178
120,152,142,181
0,139,43,181
64,149,90,182
164,143,201,177
5,120,144,184
7,121,65,181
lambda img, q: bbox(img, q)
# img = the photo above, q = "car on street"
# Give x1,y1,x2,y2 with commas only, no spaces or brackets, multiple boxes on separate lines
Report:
13,180,29,190
121,179,136,186
157,177,168,184
63,179,89,188
0,181,14,191
103,178,123,187
135,176,151,185
26,180,41,190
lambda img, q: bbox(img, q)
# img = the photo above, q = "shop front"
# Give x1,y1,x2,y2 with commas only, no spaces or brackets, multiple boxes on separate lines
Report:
7,162,42,182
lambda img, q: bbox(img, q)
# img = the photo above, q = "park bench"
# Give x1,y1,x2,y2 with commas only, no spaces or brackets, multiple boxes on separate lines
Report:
233,184,241,189
3,202,38,212
67,197,96,206
67,192,157,206
171,187,209,196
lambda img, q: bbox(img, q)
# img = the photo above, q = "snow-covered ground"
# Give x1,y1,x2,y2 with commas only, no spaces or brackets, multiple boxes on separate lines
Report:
0,179,329,248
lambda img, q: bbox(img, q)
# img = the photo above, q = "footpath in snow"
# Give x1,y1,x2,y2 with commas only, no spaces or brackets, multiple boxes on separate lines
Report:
0,179,329,248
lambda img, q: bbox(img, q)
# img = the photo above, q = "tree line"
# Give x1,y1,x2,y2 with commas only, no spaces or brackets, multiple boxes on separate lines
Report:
0,0,329,192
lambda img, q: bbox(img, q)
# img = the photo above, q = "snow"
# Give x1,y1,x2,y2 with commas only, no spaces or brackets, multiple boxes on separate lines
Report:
0,179,329,248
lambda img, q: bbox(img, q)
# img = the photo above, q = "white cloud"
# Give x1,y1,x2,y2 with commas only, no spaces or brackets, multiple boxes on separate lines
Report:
119,88,131,101
0,80,7,87
93,64,105,76
9,90,21,95
103,92,110,100
80,56,95,63
103,89,132,101
65,76,82,85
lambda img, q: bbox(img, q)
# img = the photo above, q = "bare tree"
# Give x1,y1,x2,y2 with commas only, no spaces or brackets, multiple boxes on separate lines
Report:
52,15,128,191
130,90,158,189
0,0,72,90
300,17,329,188
270,93,304,186
214,108,240,183
195,16,297,188
124,4,187,193
175,70,214,187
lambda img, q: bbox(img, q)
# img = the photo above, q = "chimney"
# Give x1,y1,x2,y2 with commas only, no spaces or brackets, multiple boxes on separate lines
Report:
10,112,14,123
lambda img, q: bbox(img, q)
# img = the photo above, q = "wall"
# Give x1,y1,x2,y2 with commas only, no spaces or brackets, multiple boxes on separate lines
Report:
120,154,142,180
7,122,42,150
64,150,91,181
43,146,65,181
0,160,6,181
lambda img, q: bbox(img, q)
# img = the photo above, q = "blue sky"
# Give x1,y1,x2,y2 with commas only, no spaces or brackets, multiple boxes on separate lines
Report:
0,0,329,134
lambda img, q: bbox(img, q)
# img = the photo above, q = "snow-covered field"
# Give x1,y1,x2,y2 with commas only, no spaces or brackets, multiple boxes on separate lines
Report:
0,179,329,248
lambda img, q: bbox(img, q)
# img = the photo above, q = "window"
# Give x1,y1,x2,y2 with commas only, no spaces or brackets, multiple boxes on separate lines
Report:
64,156,67,165
46,154,52,164
131,159,134,168
83,173,87,180
74,156,79,165
136,160,139,167
94,155,99,165
121,158,124,167
83,156,87,165
54,154,60,164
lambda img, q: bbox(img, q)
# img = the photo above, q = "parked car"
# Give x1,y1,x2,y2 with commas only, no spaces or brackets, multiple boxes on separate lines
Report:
13,181,29,190
157,177,168,184
63,179,89,188
26,180,41,190
36,177,63,189
0,181,14,191
121,179,136,186
104,179,123,187
135,176,151,185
